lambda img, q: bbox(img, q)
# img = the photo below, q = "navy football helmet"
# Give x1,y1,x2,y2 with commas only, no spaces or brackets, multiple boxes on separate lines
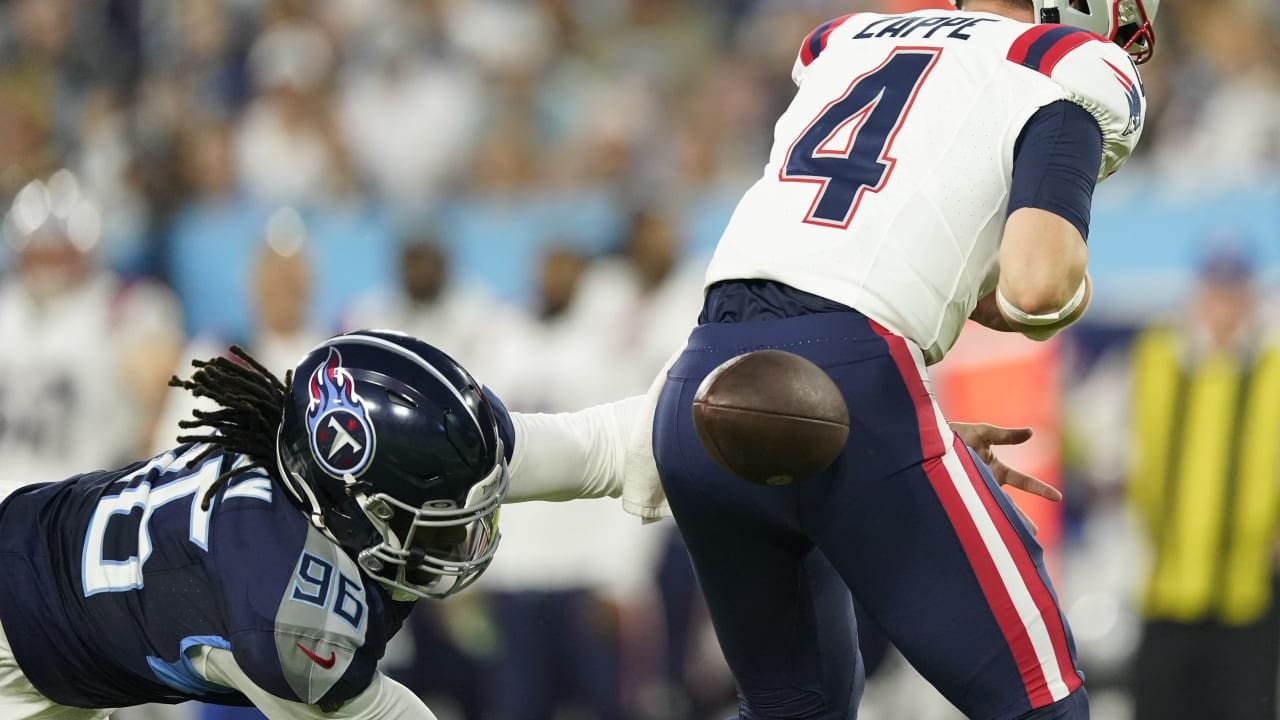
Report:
276,330,508,600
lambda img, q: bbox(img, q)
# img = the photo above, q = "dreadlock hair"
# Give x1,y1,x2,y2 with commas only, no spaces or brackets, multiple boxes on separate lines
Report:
167,346,294,510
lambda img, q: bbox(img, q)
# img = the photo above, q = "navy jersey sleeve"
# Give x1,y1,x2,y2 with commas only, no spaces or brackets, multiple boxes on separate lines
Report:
209,488,405,707
1008,100,1103,241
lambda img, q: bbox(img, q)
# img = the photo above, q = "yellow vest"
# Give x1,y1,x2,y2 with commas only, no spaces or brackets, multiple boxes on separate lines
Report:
1129,327,1280,624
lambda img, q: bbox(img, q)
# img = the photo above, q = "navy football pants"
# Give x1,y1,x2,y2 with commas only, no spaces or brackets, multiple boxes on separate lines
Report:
653,311,1087,720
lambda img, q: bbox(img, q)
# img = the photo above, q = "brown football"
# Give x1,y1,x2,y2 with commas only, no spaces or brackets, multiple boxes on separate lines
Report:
691,349,850,486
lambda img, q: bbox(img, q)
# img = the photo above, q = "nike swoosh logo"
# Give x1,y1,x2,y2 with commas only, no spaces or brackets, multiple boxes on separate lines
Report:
296,642,337,669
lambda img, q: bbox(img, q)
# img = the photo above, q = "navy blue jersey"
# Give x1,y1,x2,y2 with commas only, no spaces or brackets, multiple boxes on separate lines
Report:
0,444,415,709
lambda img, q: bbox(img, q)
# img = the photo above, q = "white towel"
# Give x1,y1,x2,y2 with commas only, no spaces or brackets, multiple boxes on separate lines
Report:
620,344,684,523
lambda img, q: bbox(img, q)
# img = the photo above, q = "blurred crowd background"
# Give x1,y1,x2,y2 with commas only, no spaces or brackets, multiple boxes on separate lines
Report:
0,0,1277,718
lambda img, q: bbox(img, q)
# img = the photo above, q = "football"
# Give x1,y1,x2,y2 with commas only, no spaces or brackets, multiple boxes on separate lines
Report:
691,349,850,486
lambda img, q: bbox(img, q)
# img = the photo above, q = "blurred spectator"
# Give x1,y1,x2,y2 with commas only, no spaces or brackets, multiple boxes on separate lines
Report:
0,171,181,495
1150,2,1280,188
152,219,323,455
588,0,720,99
446,0,554,78
342,232,518,379
501,246,626,406
168,121,268,340
441,115,559,305
1074,239,1280,720
249,214,325,370
570,209,704,390
337,11,483,215
235,18,353,206
667,75,768,258
148,0,250,118
1126,242,1280,720
1,0,88,152
479,246,664,720
616,210,704,380
74,88,153,275
0,71,55,202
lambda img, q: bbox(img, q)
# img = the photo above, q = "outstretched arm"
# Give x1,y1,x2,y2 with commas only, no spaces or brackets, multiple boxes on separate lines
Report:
505,395,648,503
501,393,1063,532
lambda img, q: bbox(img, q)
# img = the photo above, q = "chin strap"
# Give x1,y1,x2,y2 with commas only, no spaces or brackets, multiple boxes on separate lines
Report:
1040,0,1061,23
388,587,420,603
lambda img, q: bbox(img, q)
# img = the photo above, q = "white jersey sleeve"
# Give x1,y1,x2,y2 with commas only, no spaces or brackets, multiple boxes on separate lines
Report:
505,399,638,504
505,342,682,522
1041,37,1146,180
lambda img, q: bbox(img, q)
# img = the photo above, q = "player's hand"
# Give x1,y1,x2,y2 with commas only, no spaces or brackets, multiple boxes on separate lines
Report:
968,290,1013,332
949,422,1062,534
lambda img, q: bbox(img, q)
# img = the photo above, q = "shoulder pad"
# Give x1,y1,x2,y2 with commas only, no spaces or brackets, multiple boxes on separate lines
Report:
232,528,380,705
1007,25,1146,180
791,14,859,85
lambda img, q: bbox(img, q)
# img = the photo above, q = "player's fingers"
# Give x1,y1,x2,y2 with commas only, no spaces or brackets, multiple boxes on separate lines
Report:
992,459,1063,502
979,424,1034,446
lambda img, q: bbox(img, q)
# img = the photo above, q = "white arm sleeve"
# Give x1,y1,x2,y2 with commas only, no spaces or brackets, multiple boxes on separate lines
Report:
505,344,680,522
193,647,436,720
506,395,647,503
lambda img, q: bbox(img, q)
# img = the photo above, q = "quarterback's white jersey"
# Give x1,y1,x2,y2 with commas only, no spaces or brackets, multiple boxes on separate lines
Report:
705,10,1146,363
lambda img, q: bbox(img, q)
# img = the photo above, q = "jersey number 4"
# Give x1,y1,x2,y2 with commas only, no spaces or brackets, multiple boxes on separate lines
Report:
781,47,942,228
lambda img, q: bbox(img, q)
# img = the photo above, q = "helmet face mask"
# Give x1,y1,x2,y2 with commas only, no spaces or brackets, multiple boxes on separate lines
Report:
353,452,507,600
1109,0,1157,64
276,330,509,600
1041,0,1158,63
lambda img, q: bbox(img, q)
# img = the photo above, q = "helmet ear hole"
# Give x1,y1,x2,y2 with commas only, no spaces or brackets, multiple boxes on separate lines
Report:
1071,0,1091,12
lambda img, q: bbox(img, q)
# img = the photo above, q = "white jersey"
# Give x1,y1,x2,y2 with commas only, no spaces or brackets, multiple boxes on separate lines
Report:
0,274,180,493
705,10,1146,363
